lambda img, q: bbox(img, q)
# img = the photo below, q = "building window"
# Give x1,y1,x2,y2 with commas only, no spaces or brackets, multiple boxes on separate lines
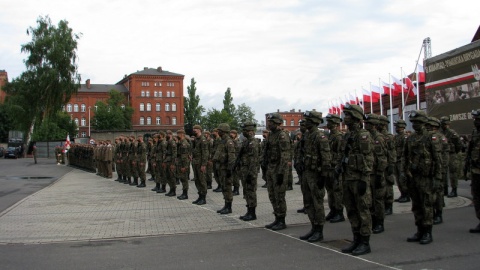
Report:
146,91,150,97
81,104,86,112
156,117,161,125
154,91,158,97
171,91,175,97
283,120,286,126
165,103,170,111
141,91,145,97
147,117,152,125
81,118,86,126
159,91,163,97
156,103,161,111
81,131,86,138
121,104,125,110
74,104,79,112
172,116,177,125
67,104,72,112
61,105,65,112
140,117,145,125
290,120,294,126
298,120,302,126
146,103,151,111
172,103,177,111
141,82,149,87
167,91,171,97
140,103,145,111
74,118,79,126
167,82,175,87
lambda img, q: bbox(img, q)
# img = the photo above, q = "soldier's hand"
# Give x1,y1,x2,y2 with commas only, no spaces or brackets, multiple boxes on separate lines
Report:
181,167,186,173
201,165,206,173
170,165,175,171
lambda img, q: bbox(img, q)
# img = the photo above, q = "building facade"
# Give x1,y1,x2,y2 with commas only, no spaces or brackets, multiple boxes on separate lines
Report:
266,109,304,133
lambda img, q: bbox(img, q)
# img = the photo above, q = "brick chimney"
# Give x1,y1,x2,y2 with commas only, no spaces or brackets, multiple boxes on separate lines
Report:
157,66,162,72
86,79,91,89
144,67,148,70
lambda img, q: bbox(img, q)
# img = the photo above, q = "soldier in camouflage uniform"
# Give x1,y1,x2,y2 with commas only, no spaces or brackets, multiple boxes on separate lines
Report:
378,115,397,215
440,116,462,197
365,114,388,234
204,131,213,190
120,136,131,183
105,140,114,178
337,104,374,256
393,120,410,203
230,130,242,196
263,113,291,231
465,109,480,233
298,111,331,242
176,130,191,200
191,125,209,205
147,137,156,181
404,110,442,245
238,122,260,221
260,130,269,188
151,134,162,192
114,137,123,181
135,135,147,187
293,120,307,214
154,132,168,193
325,113,345,223
214,123,236,214
426,117,448,225
164,130,178,196
211,129,223,192
127,136,139,186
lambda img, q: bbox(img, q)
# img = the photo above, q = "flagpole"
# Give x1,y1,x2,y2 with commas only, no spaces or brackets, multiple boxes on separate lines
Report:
400,67,406,120
388,74,394,132
368,83,373,114
378,79,383,115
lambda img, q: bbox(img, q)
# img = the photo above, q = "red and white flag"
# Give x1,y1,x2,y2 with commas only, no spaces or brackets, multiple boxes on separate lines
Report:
362,88,378,102
370,85,381,100
417,64,425,83
403,77,417,97
382,81,394,95
391,75,404,94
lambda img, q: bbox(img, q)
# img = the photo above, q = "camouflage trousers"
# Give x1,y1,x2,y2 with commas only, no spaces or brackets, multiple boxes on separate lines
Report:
148,160,156,178
136,161,146,182
325,171,343,213
303,170,326,226
433,173,446,212
241,168,258,208
130,161,139,178
154,162,166,185
370,174,386,219
164,162,176,189
193,163,207,195
472,173,480,221
385,173,395,205
116,159,123,177
447,153,459,188
219,168,233,202
343,179,372,237
266,166,288,218
206,161,213,186
232,169,240,188
287,165,293,187
395,162,408,195
177,166,189,191
407,176,434,227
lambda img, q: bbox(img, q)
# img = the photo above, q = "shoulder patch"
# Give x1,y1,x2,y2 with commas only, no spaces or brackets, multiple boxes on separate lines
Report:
432,136,437,140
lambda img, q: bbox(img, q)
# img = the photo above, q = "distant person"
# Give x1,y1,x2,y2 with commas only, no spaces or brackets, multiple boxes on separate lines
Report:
33,143,38,164
465,109,480,233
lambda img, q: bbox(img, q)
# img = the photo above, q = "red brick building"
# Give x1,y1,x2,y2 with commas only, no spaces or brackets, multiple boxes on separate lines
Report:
66,66,185,137
268,109,305,132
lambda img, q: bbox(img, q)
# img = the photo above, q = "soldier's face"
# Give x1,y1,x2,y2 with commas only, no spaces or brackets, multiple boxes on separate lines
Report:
343,112,354,125
395,127,404,134
267,120,277,131
412,121,424,132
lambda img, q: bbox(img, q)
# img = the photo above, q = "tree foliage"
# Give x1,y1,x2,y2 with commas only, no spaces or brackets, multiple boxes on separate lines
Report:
32,111,77,141
184,78,204,126
0,103,14,143
92,90,133,130
202,108,233,131
234,103,257,125
222,87,235,116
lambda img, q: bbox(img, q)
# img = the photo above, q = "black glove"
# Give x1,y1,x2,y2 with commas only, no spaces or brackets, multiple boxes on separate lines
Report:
226,170,232,178
316,178,325,189
387,164,394,176
276,174,284,186
358,181,367,196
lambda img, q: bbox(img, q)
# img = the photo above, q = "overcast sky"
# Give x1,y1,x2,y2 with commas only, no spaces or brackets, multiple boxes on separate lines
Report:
1,0,479,123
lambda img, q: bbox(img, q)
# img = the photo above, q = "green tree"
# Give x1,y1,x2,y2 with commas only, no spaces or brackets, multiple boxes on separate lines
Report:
0,103,14,143
202,108,232,131
4,15,81,145
184,78,204,126
92,89,133,130
32,111,77,141
222,87,235,116
234,103,257,126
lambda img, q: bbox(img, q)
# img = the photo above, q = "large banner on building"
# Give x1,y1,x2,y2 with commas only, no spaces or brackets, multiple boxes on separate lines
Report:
425,40,480,135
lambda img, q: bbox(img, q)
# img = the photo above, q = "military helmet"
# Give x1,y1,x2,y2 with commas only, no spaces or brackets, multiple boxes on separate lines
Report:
343,103,365,121
299,119,306,126
241,121,257,131
440,116,450,125
266,112,284,124
472,109,480,119
303,110,323,124
326,113,342,124
427,117,441,127
378,115,389,124
409,110,428,123
217,123,231,132
394,119,407,127
364,114,380,125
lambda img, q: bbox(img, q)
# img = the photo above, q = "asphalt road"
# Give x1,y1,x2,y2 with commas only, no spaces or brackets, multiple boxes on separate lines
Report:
0,158,479,270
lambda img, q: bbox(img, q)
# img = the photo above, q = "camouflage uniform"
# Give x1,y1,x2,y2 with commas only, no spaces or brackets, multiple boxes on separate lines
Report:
465,109,480,233
378,115,397,215
393,120,410,202
204,131,214,189
135,137,147,187
263,113,291,231
338,104,374,256
298,111,331,242
365,114,388,234
230,130,242,195
214,123,236,214
191,125,209,205
212,130,223,192
293,121,307,214
176,130,191,200
164,131,178,196
153,133,167,193
259,131,269,187
404,110,442,245
440,116,462,197
238,122,260,221
121,138,131,183
105,141,114,178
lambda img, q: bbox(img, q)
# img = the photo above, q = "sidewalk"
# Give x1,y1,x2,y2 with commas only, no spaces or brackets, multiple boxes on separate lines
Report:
0,167,471,244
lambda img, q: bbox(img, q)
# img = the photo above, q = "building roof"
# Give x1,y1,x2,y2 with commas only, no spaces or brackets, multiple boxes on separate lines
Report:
79,84,128,93
116,67,184,84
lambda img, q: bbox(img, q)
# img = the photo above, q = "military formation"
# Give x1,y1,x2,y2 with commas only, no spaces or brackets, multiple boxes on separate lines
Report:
64,106,480,257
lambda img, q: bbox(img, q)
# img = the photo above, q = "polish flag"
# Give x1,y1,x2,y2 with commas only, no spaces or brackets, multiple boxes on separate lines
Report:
403,77,417,97
391,75,404,95
362,88,378,103
370,85,381,100
417,64,425,83
382,81,396,96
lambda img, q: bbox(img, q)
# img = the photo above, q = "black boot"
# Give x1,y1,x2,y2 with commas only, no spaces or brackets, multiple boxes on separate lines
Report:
239,206,249,220
242,207,257,221
115,175,121,181
218,202,232,214
177,190,188,200
196,194,206,205
213,185,223,192
469,223,480,233
433,210,443,225
262,182,267,188
325,210,335,221
444,186,449,196
299,223,315,240
137,181,146,188
217,202,227,213
307,225,324,242
420,226,433,244
129,177,138,186
207,182,212,189
148,176,155,181
287,184,293,191
297,207,306,213
407,226,423,242
165,187,176,197
192,195,201,204
233,186,240,196
330,209,345,223
385,204,393,216
352,235,371,256
156,184,166,193
118,176,126,183
372,219,385,234
151,183,160,192
447,188,457,198
124,177,132,184
271,216,287,231
341,233,360,253
176,179,180,185
265,216,279,229
398,195,411,203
